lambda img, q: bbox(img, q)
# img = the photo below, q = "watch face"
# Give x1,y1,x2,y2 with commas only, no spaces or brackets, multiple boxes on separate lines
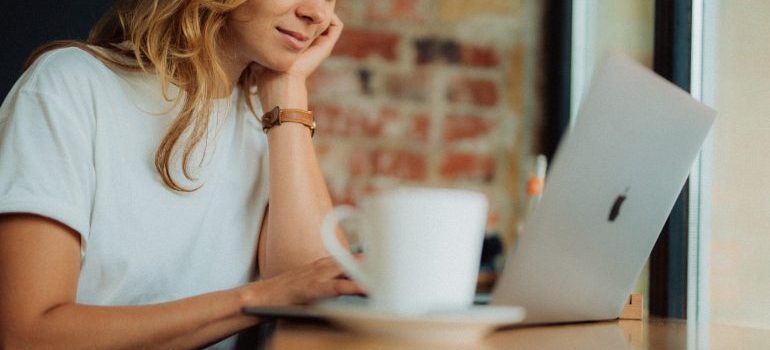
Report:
262,106,281,130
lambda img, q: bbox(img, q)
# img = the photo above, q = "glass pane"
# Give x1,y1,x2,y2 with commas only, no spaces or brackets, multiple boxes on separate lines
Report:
709,1,770,328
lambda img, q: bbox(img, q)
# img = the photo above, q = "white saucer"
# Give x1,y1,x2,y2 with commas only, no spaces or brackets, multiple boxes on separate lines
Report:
314,303,526,344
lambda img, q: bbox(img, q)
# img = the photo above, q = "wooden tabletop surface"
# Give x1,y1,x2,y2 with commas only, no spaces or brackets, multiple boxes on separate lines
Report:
245,317,770,350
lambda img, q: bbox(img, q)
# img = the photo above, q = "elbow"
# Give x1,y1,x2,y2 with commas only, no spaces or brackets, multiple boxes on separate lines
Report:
0,332,54,350
0,317,52,350
0,329,31,350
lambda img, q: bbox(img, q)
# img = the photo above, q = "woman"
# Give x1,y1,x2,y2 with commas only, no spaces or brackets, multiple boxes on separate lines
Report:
0,0,362,348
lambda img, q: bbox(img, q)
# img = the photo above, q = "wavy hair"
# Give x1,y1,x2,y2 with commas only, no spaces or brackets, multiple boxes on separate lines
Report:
26,0,263,192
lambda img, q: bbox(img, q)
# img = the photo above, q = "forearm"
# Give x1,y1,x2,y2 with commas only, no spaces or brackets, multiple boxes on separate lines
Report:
260,79,339,277
5,288,256,350
264,122,335,276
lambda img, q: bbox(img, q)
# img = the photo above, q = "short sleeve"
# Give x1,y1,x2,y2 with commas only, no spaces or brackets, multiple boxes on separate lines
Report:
0,87,95,256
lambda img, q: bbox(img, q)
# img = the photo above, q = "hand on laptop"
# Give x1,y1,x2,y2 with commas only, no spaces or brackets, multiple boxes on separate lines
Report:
242,256,365,306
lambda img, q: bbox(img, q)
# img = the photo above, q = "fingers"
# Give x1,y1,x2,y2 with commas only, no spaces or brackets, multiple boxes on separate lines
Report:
332,279,366,296
309,257,367,296
328,13,344,36
309,277,365,302
306,256,350,283
320,12,340,36
320,13,343,36
310,13,343,51
249,257,366,306
327,14,344,45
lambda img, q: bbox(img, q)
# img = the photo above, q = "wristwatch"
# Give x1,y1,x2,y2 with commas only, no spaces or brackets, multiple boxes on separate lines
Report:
261,106,316,137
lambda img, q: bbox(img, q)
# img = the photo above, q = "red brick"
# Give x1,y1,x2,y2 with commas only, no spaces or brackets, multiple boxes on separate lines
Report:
346,108,378,137
461,46,501,67
311,104,347,136
366,0,424,22
312,105,402,138
447,77,498,107
350,149,369,177
440,152,496,182
332,29,400,61
443,114,496,142
410,113,431,142
362,183,381,196
351,107,398,137
372,149,427,181
314,142,332,157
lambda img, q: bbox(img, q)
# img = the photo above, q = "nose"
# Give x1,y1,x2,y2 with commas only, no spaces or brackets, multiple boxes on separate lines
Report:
296,0,330,25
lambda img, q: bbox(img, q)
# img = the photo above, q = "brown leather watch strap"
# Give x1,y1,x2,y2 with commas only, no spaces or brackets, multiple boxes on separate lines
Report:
262,107,316,137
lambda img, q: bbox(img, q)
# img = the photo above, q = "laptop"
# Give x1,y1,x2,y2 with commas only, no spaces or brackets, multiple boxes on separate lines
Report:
491,54,715,324
244,54,716,327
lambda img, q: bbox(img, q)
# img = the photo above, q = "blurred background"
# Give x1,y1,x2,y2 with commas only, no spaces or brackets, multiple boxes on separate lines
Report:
1,0,768,333
310,0,546,248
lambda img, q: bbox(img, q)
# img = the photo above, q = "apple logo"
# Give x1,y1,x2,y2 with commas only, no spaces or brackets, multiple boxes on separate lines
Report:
608,187,630,222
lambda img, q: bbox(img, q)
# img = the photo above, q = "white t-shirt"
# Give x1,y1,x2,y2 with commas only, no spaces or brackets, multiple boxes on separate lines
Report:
0,48,269,347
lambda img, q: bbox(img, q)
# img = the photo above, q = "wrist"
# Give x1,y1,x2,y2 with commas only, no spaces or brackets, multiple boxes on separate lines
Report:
259,77,308,111
233,283,253,308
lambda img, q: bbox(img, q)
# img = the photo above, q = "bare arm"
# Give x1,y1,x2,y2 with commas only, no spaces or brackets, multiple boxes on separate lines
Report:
0,215,359,349
261,119,339,277
257,14,347,278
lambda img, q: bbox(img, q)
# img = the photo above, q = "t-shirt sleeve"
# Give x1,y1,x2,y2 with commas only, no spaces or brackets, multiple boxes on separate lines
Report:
0,86,95,255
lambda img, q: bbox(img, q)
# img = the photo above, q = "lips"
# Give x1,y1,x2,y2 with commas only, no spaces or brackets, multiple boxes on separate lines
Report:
277,27,308,41
277,27,310,50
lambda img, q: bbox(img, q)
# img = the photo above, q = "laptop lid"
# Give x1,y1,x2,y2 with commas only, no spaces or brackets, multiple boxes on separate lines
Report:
491,55,716,325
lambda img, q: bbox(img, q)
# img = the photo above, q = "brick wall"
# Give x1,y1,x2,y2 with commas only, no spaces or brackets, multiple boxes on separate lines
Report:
311,0,543,242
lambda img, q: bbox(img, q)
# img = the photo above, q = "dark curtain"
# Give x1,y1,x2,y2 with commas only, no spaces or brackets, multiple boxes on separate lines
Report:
0,1,113,99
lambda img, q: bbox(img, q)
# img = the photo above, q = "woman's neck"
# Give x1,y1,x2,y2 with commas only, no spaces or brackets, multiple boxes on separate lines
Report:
217,32,251,98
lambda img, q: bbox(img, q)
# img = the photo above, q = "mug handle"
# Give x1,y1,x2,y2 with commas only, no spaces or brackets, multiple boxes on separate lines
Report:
321,205,372,290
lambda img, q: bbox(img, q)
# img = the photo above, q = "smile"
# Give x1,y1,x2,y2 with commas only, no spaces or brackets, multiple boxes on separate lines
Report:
276,27,309,50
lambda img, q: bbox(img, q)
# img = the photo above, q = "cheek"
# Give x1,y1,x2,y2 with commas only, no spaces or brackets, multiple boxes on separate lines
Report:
229,22,272,59
226,4,272,56
224,18,298,71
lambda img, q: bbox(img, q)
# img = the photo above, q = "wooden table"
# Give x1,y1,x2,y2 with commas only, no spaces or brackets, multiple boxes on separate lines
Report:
246,317,770,349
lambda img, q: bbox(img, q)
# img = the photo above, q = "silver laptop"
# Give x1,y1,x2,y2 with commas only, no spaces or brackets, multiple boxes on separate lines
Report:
490,54,716,325
243,55,716,326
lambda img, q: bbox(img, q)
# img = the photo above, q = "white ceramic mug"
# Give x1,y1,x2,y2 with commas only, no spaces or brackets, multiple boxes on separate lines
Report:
321,187,489,314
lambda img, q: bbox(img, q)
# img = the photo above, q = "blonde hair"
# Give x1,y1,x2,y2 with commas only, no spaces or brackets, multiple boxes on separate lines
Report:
26,0,262,192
